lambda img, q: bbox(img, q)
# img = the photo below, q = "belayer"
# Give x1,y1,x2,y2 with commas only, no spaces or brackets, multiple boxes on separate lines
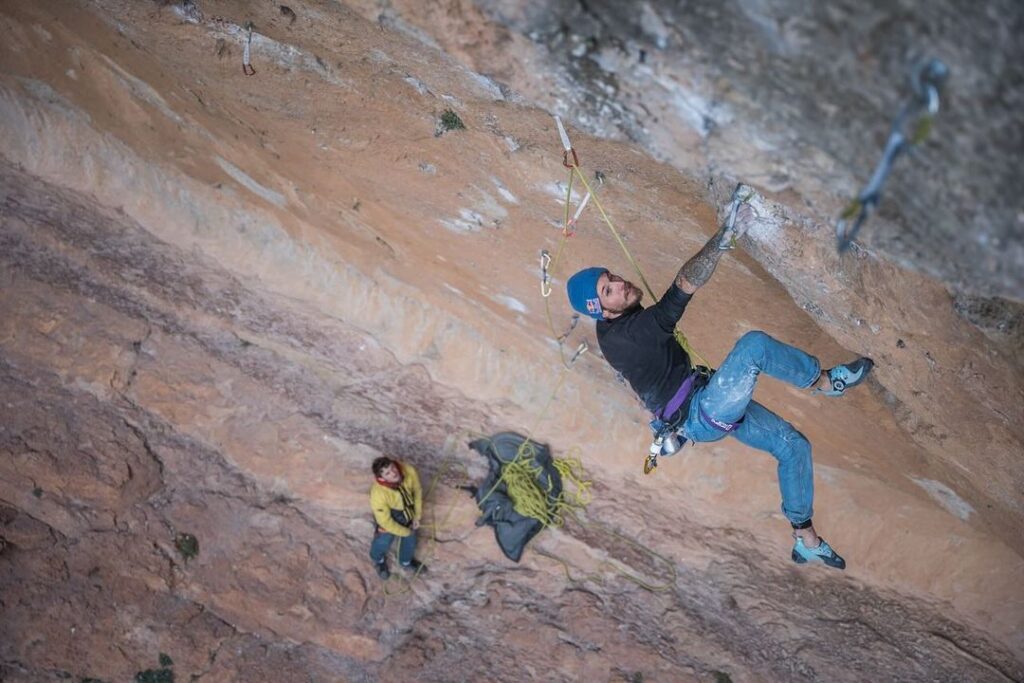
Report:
566,187,873,569
369,457,428,579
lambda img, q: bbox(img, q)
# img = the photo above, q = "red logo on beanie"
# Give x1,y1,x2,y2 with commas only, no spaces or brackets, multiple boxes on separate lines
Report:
586,298,601,314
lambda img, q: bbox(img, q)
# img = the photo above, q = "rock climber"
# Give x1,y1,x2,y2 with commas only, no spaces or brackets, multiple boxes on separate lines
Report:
369,456,427,579
565,188,873,570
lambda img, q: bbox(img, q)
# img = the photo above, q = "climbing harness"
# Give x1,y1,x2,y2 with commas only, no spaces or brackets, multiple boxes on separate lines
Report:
242,21,256,76
642,365,714,474
836,58,948,251
699,403,742,432
556,116,578,169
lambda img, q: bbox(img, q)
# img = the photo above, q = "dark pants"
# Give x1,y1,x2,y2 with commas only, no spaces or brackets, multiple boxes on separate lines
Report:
370,528,417,566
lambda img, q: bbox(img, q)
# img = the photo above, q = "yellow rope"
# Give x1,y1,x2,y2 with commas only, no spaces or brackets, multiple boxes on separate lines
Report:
553,454,592,509
499,449,592,527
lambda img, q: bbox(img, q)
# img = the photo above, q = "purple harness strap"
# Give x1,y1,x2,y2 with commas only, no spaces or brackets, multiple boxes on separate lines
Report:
699,403,742,432
660,373,697,420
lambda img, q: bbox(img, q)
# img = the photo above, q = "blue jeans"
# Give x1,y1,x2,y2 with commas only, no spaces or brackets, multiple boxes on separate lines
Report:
370,528,417,566
682,331,821,526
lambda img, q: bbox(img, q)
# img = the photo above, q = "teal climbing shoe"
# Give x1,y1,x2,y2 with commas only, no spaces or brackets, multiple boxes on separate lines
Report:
817,358,874,396
792,537,846,570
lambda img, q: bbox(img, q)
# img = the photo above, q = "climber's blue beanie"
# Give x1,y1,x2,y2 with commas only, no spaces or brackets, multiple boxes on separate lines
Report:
567,267,607,320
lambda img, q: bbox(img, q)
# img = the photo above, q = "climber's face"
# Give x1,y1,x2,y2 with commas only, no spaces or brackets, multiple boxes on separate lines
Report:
597,271,643,318
379,463,402,484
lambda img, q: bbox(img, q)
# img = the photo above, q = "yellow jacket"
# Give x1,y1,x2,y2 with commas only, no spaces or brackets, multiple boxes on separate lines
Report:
369,462,422,537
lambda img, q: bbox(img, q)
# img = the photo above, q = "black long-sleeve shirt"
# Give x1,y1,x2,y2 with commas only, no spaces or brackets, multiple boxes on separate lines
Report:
596,282,694,414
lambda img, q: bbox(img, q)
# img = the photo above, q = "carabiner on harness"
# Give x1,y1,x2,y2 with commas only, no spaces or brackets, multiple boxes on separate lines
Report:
644,441,661,475
644,417,687,475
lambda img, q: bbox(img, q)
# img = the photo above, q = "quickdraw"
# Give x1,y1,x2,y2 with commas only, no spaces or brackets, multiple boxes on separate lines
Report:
555,115,578,169
242,21,256,76
568,341,588,366
564,190,592,237
540,249,552,298
836,58,948,251
562,148,579,169
718,183,755,251
539,117,598,369
556,314,580,345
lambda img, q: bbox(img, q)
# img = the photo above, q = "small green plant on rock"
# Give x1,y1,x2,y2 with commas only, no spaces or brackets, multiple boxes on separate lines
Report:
135,653,174,683
436,108,465,135
174,532,199,562
134,669,173,683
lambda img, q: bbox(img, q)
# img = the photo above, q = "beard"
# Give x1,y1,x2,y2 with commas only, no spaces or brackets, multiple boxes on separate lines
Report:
627,283,643,306
605,283,644,315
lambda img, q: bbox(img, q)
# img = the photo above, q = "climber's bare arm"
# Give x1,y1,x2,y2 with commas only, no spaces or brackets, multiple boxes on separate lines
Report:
676,203,753,294
676,230,727,293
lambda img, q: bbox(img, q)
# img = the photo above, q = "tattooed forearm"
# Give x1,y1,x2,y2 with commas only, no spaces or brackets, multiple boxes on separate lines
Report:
676,226,728,293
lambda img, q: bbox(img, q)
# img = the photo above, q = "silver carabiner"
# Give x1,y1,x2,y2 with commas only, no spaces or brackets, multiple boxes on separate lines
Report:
540,249,552,298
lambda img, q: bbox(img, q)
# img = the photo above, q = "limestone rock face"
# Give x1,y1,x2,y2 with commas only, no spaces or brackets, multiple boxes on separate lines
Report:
0,1,1022,681
358,0,1024,547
